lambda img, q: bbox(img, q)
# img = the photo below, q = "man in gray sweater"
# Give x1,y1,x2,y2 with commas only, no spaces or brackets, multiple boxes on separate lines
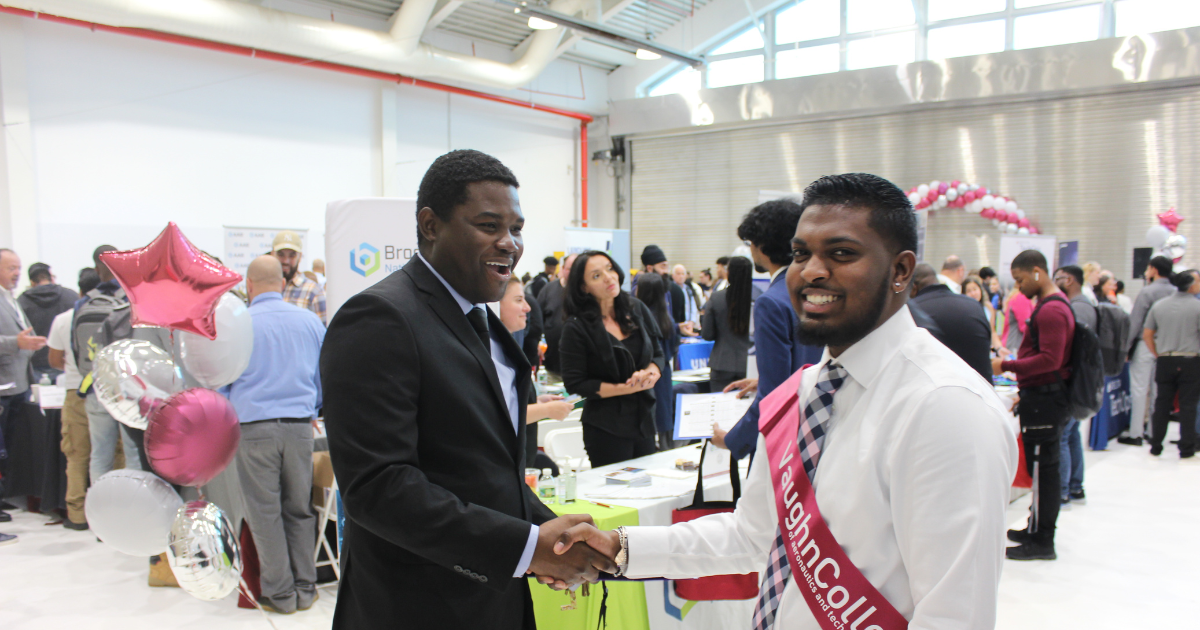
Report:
1122,256,1177,446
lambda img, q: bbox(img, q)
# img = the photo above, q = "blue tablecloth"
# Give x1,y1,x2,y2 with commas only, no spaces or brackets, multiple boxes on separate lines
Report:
1089,363,1131,450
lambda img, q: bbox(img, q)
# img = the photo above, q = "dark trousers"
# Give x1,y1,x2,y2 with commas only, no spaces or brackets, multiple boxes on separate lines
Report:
1017,386,1069,546
1151,356,1200,456
0,392,29,499
582,423,657,468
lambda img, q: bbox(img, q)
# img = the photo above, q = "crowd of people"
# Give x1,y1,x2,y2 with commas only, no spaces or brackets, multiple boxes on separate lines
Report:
0,149,1194,629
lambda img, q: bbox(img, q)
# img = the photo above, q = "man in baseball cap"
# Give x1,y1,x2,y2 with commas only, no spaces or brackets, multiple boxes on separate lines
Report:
272,230,327,325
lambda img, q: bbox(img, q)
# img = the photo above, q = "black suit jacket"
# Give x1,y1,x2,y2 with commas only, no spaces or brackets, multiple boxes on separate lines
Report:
910,285,994,384
323,257,556,630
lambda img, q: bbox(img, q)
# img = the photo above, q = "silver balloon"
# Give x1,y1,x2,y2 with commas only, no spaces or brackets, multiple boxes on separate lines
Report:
1163,233,1188,261
167,500,242,601
85,469,183,556
94,339,184,429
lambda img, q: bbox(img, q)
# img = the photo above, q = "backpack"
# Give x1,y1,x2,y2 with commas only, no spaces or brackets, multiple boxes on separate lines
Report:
72,286,127,393
1030,294,1105,419
1093,302,1131,377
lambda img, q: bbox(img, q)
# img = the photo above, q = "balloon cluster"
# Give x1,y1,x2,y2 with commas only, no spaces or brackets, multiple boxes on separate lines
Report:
84,222,255,603
906,180,1040,235
1145,207,1188,263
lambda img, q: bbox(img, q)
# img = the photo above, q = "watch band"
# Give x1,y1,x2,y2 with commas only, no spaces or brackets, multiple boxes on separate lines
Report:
614,526,630,577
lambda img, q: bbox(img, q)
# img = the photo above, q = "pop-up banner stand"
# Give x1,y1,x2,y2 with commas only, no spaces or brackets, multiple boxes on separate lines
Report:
325,198,419,319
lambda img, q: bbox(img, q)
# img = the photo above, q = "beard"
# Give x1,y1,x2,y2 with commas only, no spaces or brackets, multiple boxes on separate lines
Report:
795,273,890,349
282,266,297,282
754,264,767,274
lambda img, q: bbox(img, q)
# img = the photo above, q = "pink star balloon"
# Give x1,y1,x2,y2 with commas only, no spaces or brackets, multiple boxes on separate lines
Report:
1158,207,1184,233
100,223,242,340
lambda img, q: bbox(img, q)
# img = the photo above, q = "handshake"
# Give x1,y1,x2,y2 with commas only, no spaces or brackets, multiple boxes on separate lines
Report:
525,514,623,590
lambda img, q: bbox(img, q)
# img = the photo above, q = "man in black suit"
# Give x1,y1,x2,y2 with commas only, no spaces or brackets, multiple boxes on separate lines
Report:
322,150,613,629
910,262,994,383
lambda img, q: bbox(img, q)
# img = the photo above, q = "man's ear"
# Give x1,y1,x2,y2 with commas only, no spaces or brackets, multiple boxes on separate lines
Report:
417,207,441,245
892,250,917,293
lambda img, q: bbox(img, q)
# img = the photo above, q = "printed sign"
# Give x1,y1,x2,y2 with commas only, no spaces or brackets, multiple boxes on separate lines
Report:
223,226,308,290
325,198,418,319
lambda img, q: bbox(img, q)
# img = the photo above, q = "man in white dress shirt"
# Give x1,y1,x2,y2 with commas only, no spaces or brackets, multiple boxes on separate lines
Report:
551,174,1017,629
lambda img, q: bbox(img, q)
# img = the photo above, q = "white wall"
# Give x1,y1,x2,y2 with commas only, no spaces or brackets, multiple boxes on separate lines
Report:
2,15,604,291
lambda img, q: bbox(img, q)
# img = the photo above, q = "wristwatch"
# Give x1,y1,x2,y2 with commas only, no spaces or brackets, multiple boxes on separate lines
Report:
614,526,629,577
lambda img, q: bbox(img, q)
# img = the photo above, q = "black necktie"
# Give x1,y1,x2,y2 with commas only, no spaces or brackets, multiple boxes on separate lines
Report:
467,307,491,356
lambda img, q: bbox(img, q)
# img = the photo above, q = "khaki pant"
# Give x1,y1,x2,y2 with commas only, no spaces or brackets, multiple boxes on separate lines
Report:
60,389,125,524
59,390,90,524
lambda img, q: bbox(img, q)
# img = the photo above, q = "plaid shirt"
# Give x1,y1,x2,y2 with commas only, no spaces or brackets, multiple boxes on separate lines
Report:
283,275,327,325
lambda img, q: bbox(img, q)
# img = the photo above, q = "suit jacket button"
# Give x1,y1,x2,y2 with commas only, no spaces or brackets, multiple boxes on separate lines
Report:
480,576,488,583
454,565,464,573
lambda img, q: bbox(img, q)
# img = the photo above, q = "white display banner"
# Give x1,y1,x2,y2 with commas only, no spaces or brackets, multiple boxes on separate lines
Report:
998,234,1058,284
223,226,308,290
564,227,631,289
325,198,418,319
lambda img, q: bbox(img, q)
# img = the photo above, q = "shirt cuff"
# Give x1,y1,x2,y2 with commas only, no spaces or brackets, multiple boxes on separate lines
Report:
623,526,672,579
512,523,540,577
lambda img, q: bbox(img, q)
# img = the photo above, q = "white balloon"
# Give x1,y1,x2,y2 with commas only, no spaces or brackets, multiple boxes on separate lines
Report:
972,200,985,213
1006,222,1019,233
957,183,969,194
969,184,980,190
1005,200,1018,213
917,184,930,197
1015,209,1026,220
86,470,183,556
946,188,958,201
937,194,947,206
1017,227,1030,235
981,195,995,209
991,197,1005,210
908,192,920,205
179,293,254,389
992,219,1001,227
930,181,941,191
1146,225,1171,249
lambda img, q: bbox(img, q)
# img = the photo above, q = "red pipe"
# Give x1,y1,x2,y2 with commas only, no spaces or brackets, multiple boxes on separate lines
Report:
0,4,593,210
580,122,588,227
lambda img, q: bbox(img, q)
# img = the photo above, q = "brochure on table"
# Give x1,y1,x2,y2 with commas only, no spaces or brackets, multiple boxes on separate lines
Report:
673,392,754,440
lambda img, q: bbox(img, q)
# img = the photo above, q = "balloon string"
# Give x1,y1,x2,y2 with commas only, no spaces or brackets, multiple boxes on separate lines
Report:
238,577,281,630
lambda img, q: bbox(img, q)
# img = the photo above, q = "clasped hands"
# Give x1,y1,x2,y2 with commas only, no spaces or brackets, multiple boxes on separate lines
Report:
526,514,621,591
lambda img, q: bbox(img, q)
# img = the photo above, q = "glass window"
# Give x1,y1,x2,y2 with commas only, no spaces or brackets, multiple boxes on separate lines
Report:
1014,5,1101,50
712,27,765,55
1114,0,1200,36
648,67,701,97
846,31,915,69
776,44,841,79
1015,0,1072,7
927,0,1005,22
847,0,915,34
776,0,840,44
708,55,766,88
927,20,1006,60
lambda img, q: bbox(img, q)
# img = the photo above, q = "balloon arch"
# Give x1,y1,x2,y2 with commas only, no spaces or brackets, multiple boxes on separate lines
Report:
905,179,1040,235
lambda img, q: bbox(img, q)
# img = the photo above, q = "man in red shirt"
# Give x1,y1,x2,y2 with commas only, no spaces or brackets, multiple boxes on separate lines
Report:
992,249,1075,561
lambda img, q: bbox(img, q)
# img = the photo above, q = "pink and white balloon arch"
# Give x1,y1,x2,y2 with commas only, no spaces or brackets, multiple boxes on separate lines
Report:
906,179,1040,236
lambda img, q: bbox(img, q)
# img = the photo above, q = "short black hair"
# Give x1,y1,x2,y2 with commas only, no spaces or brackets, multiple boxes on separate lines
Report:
78,267,100,295
93,245,117,267
28,263,51,284
1011,249,1048,272
543,256,559,267
1057,265,1084,286
737,199,803,266
1149,255,1174,278
716,256,730,266
978,266,996,280
416,150,519,245
798,173,918,254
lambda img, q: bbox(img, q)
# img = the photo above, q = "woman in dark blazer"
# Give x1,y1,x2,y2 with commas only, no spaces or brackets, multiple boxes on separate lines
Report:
559,251,665,467
701,256,756,391
636,272,680,450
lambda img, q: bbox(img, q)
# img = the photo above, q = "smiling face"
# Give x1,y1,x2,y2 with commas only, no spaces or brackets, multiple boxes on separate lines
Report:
964,281,983,301
419,180,524,304
498,279,531,333
787,204,914,355
583,254,621,302
273,248,301,282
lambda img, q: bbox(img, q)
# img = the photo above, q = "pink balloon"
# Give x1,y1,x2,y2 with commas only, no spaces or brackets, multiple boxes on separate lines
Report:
1018,218,1030,228
981,208,995,219
926,191,938,202
1004,211,1016,223
938,183,948,194
950,180,961,188
99,223,242,340
145,388,240,487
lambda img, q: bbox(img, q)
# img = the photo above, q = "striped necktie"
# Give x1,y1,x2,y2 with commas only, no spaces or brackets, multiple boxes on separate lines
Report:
750,362,848,630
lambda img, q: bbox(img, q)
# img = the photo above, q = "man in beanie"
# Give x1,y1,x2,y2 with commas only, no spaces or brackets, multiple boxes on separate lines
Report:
634,245,688,332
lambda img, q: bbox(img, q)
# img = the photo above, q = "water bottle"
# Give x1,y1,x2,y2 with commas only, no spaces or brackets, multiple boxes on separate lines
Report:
562,468,576,504
555,470,566,504
38,373,51,386
539,469,555,502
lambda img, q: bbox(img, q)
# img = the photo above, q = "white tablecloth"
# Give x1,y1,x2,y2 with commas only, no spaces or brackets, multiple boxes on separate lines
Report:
574,443,756,630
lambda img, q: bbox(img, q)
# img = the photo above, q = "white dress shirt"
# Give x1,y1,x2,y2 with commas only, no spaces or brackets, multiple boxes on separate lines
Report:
626,306,1017,630
1,286,29,328
936,273,962,294
416,253,539,577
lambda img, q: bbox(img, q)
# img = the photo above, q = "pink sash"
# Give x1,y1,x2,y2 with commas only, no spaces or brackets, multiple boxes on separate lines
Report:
759,369,908,630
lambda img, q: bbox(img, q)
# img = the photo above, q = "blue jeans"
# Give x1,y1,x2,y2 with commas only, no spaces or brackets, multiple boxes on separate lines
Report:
85,391,142,482
1060,417,1085,498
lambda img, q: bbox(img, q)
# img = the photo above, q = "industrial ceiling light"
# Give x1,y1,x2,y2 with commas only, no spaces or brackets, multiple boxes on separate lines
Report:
527,16,558,30
500,0,704,67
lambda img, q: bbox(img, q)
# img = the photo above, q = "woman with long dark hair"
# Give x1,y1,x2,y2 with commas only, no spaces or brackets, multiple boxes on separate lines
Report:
701,256,756,391
636,272,678,449
560,251,666,466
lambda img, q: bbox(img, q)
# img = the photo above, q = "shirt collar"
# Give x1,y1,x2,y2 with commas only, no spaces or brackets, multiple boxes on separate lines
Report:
821,305,916,390
250,292,283,306
417,251,480,315
769,266,788,283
